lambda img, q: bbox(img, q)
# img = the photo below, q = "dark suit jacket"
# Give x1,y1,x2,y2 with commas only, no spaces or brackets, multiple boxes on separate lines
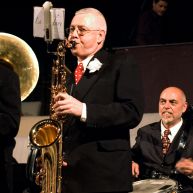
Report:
132,119,193,192
62,49,144,193
0,63,21,192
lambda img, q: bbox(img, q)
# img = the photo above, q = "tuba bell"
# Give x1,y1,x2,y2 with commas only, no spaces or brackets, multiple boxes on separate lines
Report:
0,32,39,101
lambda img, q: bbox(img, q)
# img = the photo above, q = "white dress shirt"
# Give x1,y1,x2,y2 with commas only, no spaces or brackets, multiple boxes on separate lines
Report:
161,118,183,142
77,56,93,122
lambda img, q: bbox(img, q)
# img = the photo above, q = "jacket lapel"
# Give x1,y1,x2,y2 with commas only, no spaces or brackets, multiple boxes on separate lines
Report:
152,122,163,154
167,125,184,154
73,50,109,100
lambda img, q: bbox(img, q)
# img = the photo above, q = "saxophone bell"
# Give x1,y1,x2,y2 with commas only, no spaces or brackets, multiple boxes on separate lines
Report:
27,39,71,193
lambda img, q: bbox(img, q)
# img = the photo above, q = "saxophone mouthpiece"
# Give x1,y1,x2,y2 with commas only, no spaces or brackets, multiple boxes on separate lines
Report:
64,38,76,49
69,41,76,49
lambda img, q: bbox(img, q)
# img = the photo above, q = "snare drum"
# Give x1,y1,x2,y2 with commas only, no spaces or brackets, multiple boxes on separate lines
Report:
133,179,177,193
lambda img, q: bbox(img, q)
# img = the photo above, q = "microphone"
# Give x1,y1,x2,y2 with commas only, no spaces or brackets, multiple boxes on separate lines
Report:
43,1,53,42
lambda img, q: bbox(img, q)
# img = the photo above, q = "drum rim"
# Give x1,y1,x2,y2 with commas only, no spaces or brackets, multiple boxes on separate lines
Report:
133,179,177,193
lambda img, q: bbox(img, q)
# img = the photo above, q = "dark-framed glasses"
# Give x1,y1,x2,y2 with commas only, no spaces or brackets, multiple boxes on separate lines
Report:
65,26,100,36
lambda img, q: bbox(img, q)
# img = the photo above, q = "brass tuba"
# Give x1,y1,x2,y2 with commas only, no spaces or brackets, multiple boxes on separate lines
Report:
27,39,75,193
0,32,39,101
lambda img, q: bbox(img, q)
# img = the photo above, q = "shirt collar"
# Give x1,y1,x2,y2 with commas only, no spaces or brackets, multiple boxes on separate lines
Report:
161,118,183,142
78,55,93,72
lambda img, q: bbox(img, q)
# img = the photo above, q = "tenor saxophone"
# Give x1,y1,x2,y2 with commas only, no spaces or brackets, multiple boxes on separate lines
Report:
27,39,75,193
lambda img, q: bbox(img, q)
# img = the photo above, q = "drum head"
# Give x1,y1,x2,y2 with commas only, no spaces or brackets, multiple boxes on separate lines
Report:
133,179,176,193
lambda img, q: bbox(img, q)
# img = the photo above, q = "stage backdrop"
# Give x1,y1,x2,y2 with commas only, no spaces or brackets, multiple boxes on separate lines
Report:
113,42,193,113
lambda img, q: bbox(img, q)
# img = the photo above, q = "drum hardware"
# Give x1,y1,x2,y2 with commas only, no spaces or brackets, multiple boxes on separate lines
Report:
151,170,170,179
132,179,178,193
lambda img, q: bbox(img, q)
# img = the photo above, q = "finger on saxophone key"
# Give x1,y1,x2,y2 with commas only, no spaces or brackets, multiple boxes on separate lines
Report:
63,161,68,167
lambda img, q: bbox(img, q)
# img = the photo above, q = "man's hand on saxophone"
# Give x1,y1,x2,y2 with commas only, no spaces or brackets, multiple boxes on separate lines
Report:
53,92,85,168
62,161,68,167
53,92,83,117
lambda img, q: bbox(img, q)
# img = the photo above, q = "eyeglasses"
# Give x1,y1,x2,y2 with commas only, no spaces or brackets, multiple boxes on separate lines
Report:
65,26,100,36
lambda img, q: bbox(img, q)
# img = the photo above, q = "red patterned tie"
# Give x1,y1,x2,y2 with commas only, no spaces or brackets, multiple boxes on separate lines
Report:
162,129,171,155
74,62,84,85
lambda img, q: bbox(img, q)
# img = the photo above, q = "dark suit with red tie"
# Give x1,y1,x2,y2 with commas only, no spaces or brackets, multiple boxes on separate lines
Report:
132,119,193,192
62,49,144,193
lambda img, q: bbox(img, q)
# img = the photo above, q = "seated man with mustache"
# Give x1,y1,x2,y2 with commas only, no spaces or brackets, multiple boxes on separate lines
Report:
132,86,193,192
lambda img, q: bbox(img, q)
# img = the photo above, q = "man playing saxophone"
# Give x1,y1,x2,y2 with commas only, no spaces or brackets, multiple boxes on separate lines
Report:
53,7,144,193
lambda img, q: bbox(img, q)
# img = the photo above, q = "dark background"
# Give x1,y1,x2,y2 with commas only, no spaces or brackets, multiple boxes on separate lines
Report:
2,0,193,47
1,0,193,113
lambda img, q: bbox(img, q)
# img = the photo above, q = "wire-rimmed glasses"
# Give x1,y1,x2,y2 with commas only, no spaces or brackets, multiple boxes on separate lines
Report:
65,26,100,36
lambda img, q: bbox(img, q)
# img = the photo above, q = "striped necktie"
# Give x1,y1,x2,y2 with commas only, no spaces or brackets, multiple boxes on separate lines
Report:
162,129,171,155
